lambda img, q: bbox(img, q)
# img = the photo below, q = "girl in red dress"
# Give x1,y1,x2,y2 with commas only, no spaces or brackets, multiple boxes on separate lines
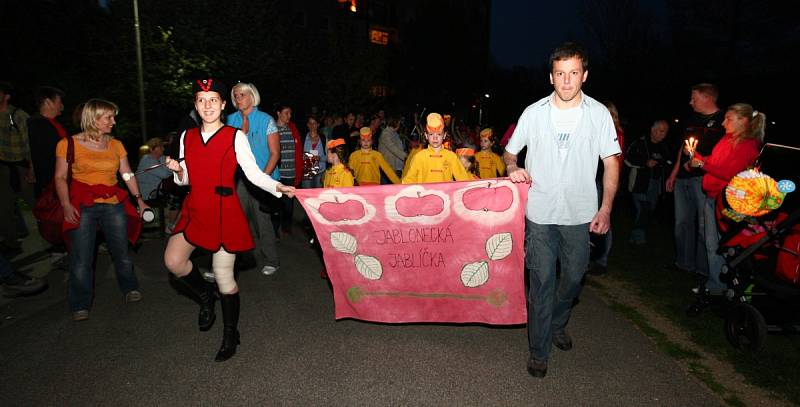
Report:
163,78,295,362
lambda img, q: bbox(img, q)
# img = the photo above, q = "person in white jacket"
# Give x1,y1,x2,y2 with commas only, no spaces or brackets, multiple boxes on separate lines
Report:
378,114,407,178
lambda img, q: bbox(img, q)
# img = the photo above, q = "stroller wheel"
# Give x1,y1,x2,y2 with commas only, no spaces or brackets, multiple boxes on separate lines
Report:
724,303,767,353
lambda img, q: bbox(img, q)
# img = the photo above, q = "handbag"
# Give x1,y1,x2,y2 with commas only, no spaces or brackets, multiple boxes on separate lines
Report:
33,136,74,246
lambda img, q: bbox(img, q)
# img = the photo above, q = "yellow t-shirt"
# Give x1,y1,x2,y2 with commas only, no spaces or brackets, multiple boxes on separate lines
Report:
401,146,471,184
475,150,506,179
56,137,127,203
323,164,355,188
348,149,401,185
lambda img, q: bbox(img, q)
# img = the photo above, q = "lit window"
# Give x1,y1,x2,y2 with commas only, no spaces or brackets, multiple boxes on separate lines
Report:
369,29,389,45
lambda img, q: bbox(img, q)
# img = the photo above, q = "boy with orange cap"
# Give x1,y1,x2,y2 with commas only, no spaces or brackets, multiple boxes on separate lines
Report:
347,127,401,185
401,113,471,184
475,128,506,179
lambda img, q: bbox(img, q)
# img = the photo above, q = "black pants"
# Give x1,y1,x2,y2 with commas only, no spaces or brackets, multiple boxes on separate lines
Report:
276,178,295,234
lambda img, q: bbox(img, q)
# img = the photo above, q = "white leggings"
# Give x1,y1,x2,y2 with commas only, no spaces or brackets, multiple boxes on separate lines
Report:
210,249,237,294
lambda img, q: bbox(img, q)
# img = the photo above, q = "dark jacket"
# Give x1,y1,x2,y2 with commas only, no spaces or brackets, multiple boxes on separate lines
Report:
624,135,671,193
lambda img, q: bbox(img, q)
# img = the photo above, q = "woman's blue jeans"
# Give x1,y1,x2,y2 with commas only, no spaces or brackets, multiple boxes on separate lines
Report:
68,203,138,311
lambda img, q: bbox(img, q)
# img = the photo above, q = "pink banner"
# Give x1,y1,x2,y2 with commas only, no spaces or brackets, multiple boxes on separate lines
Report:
296,179,529,324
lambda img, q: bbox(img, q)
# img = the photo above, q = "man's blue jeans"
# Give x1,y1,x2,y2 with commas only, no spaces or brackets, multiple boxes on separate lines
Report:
673,177,708,274
526,220,589,361
703,197,727,294
630,177,661,245
68,203,139,311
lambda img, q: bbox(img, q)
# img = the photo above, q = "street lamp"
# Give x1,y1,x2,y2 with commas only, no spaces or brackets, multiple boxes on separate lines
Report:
133,0,147,143
478,93,490,127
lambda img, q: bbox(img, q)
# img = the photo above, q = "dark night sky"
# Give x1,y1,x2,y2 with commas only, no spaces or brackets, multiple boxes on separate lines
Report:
490,1,583,69
491,0,669,69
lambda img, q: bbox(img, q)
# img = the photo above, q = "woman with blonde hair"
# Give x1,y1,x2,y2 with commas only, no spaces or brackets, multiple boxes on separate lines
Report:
54,98,149,321
689,103,764,297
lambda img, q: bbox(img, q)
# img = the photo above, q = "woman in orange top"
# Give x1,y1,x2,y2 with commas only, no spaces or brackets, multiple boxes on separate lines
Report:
54,98,149,322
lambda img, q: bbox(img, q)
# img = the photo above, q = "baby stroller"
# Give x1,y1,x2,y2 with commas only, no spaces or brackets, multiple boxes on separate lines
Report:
689,143,800,353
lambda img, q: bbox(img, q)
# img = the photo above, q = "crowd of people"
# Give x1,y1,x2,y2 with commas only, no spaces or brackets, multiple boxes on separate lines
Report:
0,41,770,373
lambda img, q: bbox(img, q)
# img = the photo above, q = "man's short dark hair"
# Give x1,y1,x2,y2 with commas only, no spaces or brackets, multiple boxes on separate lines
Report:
691,83,719,102
549,42,588,72
0,81,14,96
34,86,65,108
386,114,402,128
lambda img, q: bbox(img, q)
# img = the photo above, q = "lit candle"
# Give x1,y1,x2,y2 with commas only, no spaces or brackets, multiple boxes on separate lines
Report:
684,137,698,160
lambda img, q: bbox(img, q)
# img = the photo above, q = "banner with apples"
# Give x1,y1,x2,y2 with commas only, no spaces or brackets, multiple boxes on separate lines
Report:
295,179,529,324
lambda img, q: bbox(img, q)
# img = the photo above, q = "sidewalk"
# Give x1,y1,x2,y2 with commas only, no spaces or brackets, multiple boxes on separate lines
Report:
0,207,724,406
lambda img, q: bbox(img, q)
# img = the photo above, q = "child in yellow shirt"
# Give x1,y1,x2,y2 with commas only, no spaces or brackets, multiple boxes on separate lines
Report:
456,148,480,180
347,127,401,185
323,139,354,188
475,128,506,179
401,113,471,184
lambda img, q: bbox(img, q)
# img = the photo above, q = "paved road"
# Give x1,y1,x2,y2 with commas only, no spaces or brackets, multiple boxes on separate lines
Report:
1,211,723,406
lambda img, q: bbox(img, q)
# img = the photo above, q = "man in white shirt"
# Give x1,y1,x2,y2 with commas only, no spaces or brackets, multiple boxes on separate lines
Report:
504,42,621,378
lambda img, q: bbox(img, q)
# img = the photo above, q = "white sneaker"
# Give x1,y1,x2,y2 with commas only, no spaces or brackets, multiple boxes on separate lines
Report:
261,265,278,276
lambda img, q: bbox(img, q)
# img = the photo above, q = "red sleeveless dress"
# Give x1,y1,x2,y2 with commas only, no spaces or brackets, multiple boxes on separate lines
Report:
173,126,254,252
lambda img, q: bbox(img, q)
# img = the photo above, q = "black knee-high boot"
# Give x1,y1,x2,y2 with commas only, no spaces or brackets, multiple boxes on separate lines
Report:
215,292,240,362
177,267,216,331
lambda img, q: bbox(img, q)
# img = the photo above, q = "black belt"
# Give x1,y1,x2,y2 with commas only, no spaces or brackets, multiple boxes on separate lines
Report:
214,186,233,196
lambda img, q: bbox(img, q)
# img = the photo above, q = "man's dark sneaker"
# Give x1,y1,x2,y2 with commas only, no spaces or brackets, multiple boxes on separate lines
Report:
552,332,573,351
663,263,692,274
686,289,724,316
527,355,547,378
1,272,47,297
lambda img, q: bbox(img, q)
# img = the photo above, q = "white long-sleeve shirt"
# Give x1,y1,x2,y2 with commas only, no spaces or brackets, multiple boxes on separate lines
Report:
173,127,282,198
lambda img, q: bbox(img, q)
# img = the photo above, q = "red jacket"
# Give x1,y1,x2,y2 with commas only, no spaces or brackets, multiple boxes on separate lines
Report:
64,180,142,246
702,133,760,198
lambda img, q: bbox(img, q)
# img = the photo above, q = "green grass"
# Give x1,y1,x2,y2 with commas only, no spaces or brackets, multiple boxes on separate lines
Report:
608,301,701,360
603,197,800,405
